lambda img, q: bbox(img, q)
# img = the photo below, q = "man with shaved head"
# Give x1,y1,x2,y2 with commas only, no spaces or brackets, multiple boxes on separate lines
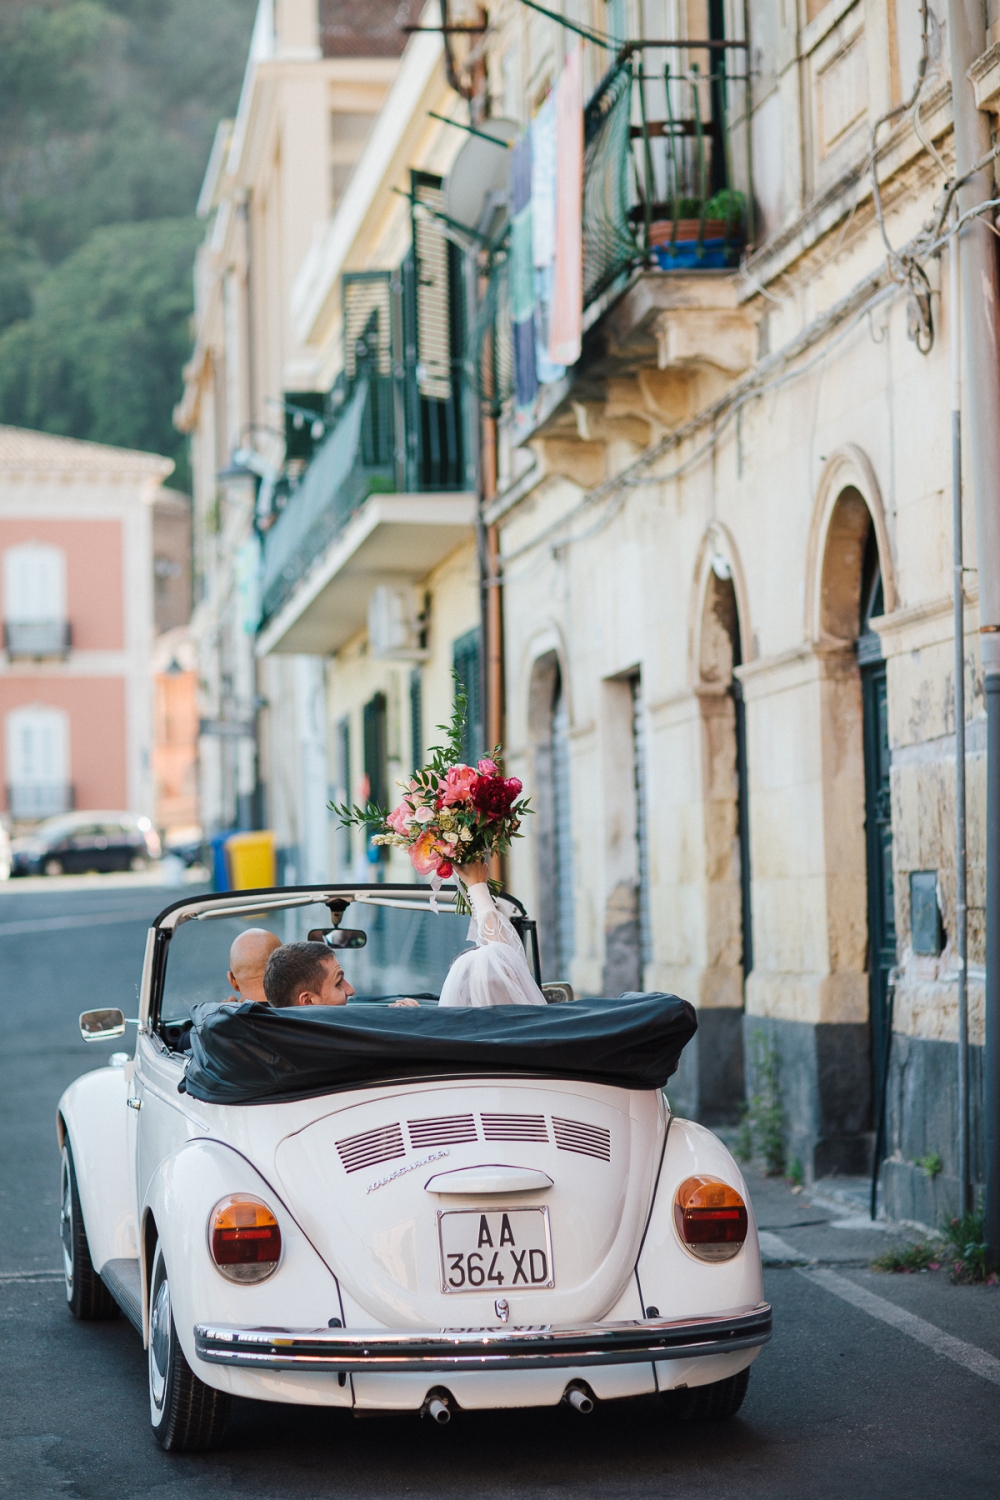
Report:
227,927,282,1004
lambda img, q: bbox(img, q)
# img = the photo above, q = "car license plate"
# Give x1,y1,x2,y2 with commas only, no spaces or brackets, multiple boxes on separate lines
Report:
437,1207,554,1293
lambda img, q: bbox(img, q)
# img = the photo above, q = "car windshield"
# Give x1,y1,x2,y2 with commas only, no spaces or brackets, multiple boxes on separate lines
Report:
158,894,478,1026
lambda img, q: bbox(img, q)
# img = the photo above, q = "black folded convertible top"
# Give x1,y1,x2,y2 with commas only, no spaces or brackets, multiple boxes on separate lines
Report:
178,993,697,1105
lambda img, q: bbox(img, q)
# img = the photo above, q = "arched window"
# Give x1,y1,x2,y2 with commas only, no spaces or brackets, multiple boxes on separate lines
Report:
3,542,69,658
5,704,71,819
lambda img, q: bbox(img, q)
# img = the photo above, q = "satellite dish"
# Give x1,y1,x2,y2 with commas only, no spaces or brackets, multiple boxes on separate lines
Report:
445,117,518,237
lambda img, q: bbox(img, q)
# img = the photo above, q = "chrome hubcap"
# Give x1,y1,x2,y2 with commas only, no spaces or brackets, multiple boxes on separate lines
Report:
59,1155,73,1292
149,1275,171,1410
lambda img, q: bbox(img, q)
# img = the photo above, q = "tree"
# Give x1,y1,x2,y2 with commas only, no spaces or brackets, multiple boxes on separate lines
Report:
0,218,203,488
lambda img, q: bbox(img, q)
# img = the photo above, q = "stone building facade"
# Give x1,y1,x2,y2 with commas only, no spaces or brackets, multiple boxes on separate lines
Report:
181,0,1000,1224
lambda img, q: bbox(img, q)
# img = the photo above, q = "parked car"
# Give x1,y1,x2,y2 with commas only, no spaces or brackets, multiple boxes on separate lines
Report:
11,811,161,876
58,884,770,1452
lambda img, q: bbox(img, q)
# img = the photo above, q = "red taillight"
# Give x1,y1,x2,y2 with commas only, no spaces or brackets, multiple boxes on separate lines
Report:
674,1176,748,1262
209,1196,281,1282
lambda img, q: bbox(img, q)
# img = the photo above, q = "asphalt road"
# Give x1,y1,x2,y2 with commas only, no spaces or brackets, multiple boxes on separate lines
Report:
1,881,998,1499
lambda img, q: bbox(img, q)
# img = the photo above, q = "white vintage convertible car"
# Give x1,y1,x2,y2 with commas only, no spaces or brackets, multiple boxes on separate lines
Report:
57,883,770,1451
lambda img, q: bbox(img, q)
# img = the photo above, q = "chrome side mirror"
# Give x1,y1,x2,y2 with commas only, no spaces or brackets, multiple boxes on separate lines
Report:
80,1008,127,1041
542,982,574,1004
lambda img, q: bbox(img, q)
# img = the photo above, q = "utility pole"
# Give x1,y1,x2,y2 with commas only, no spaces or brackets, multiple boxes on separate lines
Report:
948,0,1000,1262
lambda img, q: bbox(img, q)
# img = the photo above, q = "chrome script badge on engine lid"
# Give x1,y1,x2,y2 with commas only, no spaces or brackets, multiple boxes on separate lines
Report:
437,1207,554,1293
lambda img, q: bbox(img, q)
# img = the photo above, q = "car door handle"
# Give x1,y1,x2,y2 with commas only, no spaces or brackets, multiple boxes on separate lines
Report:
126,1097,141,1111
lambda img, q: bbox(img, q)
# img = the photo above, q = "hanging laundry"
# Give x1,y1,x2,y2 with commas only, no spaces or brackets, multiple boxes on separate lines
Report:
549,44,583,368
509,132,537,409
530,92,565,386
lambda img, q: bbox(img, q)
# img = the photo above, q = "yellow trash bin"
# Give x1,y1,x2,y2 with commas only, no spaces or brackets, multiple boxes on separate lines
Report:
224,831,276,890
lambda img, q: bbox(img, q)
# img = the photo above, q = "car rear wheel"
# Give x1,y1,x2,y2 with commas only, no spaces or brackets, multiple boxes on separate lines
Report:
44,858,63,877
661,1366,750,1421
60,1143,119,1320
148,1242,230,1451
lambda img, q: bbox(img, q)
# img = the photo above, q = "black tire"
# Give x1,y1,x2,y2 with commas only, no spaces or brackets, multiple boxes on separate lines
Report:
60,1142,119,1321
661,1366,750,1421
148,1242,230,1452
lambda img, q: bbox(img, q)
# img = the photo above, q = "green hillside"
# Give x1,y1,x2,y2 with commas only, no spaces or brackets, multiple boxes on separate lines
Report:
0,0,258,489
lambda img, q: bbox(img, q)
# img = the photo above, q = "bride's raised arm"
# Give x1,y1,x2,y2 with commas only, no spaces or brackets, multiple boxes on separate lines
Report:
440,861,546,1007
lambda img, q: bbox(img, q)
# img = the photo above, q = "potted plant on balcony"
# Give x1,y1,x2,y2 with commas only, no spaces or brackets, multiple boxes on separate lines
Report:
646,188,746,270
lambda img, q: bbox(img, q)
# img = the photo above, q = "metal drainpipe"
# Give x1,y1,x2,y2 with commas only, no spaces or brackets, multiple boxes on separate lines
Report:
947,0,1000,1261
950,207,971,1215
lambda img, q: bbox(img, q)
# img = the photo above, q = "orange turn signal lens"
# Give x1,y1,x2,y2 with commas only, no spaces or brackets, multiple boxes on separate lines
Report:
209,1195,282,1282
674,1176,748,1262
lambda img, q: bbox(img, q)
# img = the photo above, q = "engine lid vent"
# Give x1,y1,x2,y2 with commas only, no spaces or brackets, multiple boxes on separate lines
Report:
552,1116,611,1161
336,1123,405,1174
481,1112,548,1142
408,1113,479,1148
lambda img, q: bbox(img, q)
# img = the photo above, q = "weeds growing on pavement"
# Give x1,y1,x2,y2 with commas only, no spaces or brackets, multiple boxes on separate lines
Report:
744,1031,786,1176
942,1208,995,1285
871,1242,941,1274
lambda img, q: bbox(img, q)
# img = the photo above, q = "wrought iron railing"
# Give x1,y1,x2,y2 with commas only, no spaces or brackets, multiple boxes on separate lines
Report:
8,782,73,819
260,256,471,631
583,43,750,307
4,620,71,659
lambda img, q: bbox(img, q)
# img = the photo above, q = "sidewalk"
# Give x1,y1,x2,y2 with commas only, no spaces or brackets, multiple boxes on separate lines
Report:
743,1162,1000,1365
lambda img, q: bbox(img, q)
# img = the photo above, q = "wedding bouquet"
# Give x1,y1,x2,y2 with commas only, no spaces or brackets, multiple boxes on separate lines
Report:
331,682,530,910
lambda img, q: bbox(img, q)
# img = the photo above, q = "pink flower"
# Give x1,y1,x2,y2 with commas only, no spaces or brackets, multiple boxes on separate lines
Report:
440,764,478,805
409,830,442,874
477,758,499,777
386,802,411,835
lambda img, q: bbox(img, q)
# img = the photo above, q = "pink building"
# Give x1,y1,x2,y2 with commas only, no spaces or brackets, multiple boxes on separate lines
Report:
0,428,171,825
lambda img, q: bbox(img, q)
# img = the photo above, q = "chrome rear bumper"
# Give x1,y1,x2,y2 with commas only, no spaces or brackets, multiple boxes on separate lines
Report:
194,1302,771,1373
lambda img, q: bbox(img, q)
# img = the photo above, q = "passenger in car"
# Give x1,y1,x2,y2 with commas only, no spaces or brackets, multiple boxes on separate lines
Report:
227,928,282,1004
262,941,419,1009
440,861,547,1008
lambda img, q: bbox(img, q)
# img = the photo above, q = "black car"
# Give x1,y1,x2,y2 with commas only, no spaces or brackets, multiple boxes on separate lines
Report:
10,812,161,876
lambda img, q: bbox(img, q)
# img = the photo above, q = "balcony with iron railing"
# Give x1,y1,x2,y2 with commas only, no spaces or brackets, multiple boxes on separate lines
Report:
582,41,751,308
8,782,73,820
256,261,477,656
474,37,754,429
4,620,72,660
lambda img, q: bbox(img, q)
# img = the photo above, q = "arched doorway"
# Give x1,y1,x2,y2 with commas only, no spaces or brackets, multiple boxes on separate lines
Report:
817,480,896,1150
685,544,751,1123
528,651,574,981
858,525,896,1135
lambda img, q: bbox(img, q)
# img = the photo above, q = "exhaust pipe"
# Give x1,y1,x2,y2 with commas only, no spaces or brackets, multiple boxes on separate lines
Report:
564,1382,595,1414
421,1389,453,1425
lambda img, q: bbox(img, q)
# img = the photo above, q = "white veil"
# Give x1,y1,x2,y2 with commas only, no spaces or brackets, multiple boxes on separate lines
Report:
438,883,547,1008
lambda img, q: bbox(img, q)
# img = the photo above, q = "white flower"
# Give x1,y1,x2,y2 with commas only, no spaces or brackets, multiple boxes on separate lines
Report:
414,805,435,824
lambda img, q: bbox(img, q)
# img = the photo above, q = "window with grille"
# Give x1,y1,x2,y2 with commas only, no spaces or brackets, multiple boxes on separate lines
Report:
411,171,452,402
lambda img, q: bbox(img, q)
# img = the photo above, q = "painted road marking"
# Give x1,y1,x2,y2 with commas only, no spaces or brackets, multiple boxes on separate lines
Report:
0,1270,64,1283
800,1266,1000,1387
758,1231,811,1265
0,910,152,937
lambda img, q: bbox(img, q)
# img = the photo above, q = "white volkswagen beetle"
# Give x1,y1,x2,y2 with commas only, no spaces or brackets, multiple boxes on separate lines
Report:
57,884,770,1451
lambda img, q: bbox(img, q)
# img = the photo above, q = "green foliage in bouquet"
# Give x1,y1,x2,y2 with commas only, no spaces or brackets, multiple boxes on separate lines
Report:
330,675,531,913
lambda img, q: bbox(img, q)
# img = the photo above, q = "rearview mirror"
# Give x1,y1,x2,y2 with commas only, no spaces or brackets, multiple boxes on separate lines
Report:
307,928,367,949
80,1008,126,1041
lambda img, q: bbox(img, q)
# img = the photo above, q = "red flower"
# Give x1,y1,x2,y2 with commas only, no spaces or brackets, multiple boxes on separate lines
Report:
470,774,522,817
437,860,453,879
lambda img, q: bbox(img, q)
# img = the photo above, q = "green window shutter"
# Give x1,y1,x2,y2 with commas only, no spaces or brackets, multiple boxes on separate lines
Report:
452,628,483,766
409,669,423,773
363,691,389,864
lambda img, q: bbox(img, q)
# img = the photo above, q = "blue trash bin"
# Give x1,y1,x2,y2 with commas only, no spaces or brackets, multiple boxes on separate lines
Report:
209,832,231,892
